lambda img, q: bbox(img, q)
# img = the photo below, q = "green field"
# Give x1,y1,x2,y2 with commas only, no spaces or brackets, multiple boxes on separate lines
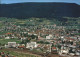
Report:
0,38,21,45
0,50,39,57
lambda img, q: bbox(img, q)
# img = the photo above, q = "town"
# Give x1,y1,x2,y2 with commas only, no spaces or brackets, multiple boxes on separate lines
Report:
0,17,80,57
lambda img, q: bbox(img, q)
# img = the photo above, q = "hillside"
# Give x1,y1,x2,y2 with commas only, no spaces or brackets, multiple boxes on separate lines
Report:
0,2,80,18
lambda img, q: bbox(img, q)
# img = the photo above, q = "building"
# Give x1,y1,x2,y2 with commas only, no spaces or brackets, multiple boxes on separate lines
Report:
8,42,16,48
26,42,37,49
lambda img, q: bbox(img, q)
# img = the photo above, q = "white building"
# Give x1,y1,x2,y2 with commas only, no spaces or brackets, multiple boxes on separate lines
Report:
8,42,16,48
46,36,51,40
5,44,9,48
46,34,53,40
5,37,10,39
26,42,37,49
59,46,69,55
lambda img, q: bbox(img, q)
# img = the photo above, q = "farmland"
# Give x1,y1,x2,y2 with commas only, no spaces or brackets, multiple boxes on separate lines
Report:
0,49,41,57
0,38,21,45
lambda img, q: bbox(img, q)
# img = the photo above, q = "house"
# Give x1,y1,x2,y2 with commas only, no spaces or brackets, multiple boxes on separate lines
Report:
75,52,80,56
37,44,52,52
21,37,26,41
26,42,37,49
5,44,8,48
46,34,53,40
59,46,69,55
8,42,16,48
17,44,25,49
46,36,51,40
5,37,10,39
69,47,76,55
38,36,45,41
61,49,69,54
59,49,69,55
6,33,12,35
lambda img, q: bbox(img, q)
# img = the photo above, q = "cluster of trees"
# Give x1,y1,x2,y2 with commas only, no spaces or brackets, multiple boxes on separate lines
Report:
20,34,38,44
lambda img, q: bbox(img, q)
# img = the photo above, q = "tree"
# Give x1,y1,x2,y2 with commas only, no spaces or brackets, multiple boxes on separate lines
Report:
31,35,36,39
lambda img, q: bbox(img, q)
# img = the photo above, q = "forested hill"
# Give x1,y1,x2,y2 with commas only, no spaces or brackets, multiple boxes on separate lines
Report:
0,2,80,18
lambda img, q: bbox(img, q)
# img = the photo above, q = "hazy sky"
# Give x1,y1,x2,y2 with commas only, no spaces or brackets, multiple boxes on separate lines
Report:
1,0,80,5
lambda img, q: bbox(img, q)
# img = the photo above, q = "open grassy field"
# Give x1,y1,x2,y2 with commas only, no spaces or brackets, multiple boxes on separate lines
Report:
0,50,38,57
0,38,21,45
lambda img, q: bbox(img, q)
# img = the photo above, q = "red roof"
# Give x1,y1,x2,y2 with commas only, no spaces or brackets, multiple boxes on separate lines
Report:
66,37,74,41
6,33,12,35
52,47,57,50
18,46,24,48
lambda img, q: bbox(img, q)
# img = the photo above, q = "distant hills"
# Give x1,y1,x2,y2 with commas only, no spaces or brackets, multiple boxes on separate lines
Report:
0,2,80,18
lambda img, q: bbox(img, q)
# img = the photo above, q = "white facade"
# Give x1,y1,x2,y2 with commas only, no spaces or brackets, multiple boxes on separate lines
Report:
59,46,69,55
59,49,69,55
46,34,53,40
46,36,50,39
49,34,53,38
8,42,16,48
5,44,9,48
26,42,37,49
5,37,10,39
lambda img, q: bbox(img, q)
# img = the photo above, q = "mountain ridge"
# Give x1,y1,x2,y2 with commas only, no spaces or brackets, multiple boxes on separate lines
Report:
0,2,79,5
0,2,80,19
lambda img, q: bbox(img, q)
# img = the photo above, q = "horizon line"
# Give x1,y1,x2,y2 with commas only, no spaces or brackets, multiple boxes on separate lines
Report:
1,2,79,5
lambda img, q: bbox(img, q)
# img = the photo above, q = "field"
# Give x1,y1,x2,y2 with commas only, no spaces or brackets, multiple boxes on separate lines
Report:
0,50,39,57
0,38,21,45
0,17,80,27
0,48,42,57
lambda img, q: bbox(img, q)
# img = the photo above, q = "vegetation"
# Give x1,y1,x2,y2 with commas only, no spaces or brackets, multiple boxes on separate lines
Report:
0,17,80,27
0,3,80,18
0,50,38,57
0,38,21,45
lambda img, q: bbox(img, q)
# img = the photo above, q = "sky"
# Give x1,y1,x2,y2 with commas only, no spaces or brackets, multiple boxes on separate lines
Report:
1,0,80,5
